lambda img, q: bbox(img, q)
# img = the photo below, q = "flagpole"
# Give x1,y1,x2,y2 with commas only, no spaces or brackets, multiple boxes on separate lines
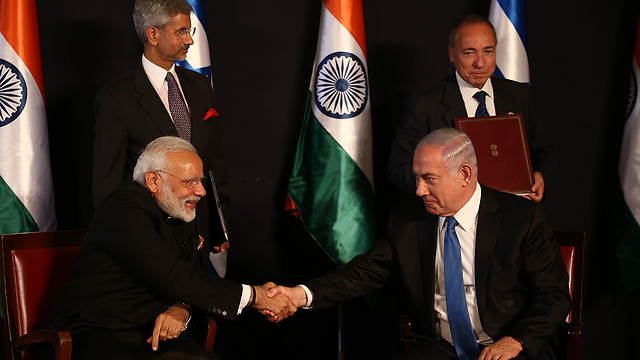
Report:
338,303,345,360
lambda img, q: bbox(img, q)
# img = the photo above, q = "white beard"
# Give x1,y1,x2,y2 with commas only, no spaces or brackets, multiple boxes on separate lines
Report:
157,182,198,223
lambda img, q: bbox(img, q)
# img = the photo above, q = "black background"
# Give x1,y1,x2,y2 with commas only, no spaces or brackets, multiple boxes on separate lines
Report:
33,0,640,358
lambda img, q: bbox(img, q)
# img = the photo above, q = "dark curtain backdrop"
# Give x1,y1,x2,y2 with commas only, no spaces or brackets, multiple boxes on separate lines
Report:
35,0,640,358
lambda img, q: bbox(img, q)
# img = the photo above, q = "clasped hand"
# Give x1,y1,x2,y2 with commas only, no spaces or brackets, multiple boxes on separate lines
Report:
250,282,298,323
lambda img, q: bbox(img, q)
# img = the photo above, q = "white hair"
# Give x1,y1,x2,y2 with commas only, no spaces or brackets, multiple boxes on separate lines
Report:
133,136,198,185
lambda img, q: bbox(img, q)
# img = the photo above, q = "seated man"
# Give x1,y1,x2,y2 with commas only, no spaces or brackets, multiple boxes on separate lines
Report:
270,128,570,360
49,136,295,360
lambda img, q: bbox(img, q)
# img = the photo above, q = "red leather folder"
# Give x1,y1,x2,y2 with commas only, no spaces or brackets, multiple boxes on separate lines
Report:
454,114,533,195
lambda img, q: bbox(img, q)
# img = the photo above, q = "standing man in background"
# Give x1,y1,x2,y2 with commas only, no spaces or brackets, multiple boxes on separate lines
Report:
92,0,229,253
387,14,553,202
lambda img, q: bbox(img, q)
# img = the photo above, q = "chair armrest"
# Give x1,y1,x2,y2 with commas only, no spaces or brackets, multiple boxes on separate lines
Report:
203,316,217,351
12,329,72,360
566,322,582,360
399,315,413,352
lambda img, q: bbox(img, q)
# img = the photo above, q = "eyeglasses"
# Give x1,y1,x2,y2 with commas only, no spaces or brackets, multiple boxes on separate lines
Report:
155,170,205,189
170,27,196,40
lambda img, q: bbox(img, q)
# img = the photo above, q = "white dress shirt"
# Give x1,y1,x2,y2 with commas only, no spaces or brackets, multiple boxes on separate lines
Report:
455,72,496,117
434,183,493,346
141,54,191,122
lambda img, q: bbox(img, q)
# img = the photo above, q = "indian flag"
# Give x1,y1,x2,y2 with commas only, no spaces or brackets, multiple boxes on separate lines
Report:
618,16,640,297
288,0,375,265
0,0,56,234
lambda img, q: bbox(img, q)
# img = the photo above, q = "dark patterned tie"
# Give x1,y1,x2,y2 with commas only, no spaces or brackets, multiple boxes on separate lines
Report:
473,91,489,117
444,217,481,360
166,72,191,142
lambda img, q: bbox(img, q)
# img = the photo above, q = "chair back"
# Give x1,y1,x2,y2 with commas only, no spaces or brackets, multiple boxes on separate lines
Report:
553,230,584,360
1,230,86,359
553,231,584,325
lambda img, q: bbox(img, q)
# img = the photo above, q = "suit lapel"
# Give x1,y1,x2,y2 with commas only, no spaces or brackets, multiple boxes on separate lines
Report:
441,73,468,127
474,185,501,324
491,77,514,116
133,62,179,137
415,212,438,333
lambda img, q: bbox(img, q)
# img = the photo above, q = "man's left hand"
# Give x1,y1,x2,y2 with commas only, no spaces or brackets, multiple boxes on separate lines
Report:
147,305,190,351
478,336,523,360
522,171,544,202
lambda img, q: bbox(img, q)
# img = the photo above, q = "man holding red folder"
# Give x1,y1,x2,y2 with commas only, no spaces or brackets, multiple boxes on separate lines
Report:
387,14,552,202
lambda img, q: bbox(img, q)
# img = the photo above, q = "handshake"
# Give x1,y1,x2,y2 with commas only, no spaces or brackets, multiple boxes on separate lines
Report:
249,283,309,323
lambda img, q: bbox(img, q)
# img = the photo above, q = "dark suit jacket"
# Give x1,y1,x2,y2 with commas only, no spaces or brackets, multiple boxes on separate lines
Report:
93,60,230,245
387,74,554,193
49,182,243,335
305,185,570,358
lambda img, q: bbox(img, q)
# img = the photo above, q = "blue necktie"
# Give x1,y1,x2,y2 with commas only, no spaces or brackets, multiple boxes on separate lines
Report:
473,91,489,117
444,217,480,360
166,72,191,142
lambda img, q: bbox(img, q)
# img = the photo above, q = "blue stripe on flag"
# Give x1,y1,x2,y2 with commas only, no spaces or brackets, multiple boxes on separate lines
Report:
177,0,212,82
185,0,208,32
496,0,528,49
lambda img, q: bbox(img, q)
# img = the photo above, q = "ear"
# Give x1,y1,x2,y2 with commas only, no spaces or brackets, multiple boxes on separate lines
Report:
460,164,473,186
146,26,159,46
448,45,454,63
145,170,161,194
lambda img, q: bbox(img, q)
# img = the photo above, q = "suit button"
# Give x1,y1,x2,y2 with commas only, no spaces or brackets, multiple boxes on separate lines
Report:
217,309,222,314
222,311,227,316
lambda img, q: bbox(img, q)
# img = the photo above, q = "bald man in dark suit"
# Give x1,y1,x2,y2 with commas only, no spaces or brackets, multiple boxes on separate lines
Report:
269,128,570,360
388,15,553,203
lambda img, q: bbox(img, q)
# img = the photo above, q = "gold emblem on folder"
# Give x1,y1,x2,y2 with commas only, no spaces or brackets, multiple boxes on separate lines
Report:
490,144,499,157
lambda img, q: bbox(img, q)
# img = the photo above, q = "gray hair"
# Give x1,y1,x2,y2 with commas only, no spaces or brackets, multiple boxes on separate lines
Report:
448,14,497,47
133,0,193,44
417,128,478,178
133,136,198,185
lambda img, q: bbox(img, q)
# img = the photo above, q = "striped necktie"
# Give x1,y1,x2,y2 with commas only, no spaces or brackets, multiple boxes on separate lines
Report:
473,91,489,117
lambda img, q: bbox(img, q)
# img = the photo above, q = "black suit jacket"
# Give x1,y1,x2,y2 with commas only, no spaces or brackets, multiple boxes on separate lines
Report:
305,185,570,358
50,182,243,334
93,60,230,244
387,74,554,193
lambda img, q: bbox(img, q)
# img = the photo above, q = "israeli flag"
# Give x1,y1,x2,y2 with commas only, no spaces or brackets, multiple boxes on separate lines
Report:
488,0,529,84
177,0,212,83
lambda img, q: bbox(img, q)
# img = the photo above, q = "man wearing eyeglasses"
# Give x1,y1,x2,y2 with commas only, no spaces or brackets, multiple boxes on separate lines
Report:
51,137,296,359
92,0,229,261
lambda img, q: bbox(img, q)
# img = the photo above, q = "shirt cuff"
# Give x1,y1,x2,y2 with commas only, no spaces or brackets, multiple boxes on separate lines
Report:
298,284,314,309
237,284,252,315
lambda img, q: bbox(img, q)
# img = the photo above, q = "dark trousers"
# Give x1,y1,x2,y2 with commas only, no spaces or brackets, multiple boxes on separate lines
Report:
70,329,219,360
399,337,553,360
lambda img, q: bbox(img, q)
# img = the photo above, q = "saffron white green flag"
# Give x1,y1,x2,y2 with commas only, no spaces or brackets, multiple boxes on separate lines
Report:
618,17,640,296
0,0,56,235
288,0,375,265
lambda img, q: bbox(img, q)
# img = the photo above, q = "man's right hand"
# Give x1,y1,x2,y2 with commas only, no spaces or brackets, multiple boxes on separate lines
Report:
251,282,297,323
266,285,308,309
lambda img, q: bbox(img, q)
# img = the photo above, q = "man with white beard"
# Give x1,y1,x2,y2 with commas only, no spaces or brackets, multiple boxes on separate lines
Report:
49,136,296,360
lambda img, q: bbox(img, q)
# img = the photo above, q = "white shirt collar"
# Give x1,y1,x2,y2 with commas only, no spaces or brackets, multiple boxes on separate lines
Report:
142,54,178,90
455,71,494,104
438,182,482,233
